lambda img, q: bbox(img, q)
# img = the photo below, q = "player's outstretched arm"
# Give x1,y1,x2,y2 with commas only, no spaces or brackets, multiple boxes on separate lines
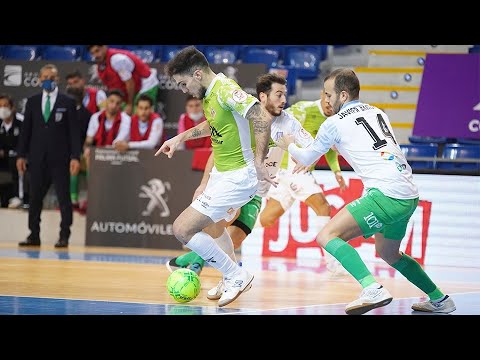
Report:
155,120,210,158
246,103,277,186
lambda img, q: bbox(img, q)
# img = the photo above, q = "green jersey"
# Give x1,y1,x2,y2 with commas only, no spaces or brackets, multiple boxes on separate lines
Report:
284,100,340,172
203,73,258,172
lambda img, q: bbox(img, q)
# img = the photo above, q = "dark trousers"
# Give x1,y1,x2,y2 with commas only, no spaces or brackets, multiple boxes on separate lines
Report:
28,160,72,239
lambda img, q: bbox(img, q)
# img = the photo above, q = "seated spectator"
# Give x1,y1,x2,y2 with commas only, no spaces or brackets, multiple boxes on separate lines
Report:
114,94,164,153
177,95,211,150
83,89,131,170
0,93,28,208
65,86,93,211
65,70,106,115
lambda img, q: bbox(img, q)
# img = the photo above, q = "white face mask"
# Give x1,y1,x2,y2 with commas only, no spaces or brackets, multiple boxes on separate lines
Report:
0,107,12,120
188,111,204,121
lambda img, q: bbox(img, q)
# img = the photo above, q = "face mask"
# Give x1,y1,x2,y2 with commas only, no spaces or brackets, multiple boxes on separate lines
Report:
0,107,12,120
42,79,57,92
188,112,204,121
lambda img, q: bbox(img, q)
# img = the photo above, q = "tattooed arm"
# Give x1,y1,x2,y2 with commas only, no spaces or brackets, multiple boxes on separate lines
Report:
155,120,210,157
245,103,277,186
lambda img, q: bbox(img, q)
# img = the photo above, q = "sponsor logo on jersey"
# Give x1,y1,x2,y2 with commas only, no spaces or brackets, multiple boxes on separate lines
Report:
232,89,248,103
380,151,395,161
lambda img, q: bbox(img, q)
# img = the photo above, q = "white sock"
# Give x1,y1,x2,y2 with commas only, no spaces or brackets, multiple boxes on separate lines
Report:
214,229,236,262
187,231,239,276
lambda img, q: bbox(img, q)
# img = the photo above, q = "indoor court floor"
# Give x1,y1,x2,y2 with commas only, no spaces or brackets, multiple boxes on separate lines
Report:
0,243,479,315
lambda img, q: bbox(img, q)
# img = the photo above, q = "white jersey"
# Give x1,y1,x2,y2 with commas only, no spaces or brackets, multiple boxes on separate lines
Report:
311,101,418,199
257,110,314,197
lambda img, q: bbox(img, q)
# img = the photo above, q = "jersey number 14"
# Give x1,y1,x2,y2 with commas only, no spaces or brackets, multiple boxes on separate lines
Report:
355,114,397,150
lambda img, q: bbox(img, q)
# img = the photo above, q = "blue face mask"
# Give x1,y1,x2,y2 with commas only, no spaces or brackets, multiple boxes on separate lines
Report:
42,79,57,92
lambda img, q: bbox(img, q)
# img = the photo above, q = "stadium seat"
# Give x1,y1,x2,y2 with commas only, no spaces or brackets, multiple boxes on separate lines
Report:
131,49,155,64
408,135,449,144
3,45,37,60
204,46,237,64
43,46,78,61
284,49,320,80
269,65,298,96
400,144,438,169
161,45,186,62
457,138,480,145
242,47,280,68
137,45,162,61
437,144,480,170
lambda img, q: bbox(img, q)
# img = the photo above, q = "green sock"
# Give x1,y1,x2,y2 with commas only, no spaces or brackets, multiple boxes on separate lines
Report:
70,174,79,203
175,251,199,266
392,253,445,301
325,237,377,288
191,255,205,267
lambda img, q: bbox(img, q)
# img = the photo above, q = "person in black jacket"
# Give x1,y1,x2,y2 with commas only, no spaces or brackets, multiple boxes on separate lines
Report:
16,64,81,248
0,93,24,208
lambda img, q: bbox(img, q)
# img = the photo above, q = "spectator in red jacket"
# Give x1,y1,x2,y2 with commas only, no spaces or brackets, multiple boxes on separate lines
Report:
87,45,159,116
177,95,211,150
114,94,164,152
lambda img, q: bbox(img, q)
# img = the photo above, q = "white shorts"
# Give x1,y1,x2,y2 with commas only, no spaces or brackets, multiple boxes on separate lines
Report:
191,164,258,223
266,169,322,210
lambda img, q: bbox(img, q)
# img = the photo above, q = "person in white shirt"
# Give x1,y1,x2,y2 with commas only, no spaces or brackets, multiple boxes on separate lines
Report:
277,68,455,315
114,94,164,152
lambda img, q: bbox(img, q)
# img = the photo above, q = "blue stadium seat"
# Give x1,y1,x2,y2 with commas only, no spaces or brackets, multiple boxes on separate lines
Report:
3,45,37,60
408,135,449,144
137,45,162,61
43,46,78,61
457,138,480,145
205,49,236,64
161,45,186,62
284,49,320,80
437,144,480,170
469,45,480,54
242,47,280,68
400,144,438,169
131,49,155,64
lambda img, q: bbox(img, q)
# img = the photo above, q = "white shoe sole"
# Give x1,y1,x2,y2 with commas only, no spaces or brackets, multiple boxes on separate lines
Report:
411,304,456,314
218,275,254,307
207,282,252,301
345,297,393,315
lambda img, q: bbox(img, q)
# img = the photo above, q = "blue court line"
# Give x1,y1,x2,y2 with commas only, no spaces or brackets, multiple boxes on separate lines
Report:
0,295,247,315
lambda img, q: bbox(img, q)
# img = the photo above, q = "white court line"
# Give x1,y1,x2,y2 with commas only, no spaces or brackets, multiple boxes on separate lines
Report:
217,290,480,315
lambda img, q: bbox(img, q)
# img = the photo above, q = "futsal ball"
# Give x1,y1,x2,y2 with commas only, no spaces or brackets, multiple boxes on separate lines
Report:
167,268,201,303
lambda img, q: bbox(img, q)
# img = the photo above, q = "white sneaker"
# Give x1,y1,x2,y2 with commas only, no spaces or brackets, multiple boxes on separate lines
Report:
411,295,456,314
207,280,225,301
345,284,393,315
218,269,254,307
8,197,22,209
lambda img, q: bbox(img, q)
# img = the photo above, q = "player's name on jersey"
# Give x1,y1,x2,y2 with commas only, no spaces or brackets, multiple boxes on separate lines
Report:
337,104,376,119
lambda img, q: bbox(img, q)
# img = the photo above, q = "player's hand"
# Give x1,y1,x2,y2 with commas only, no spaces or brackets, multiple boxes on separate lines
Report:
255,163,278,187
192,183,207,202
70,159,81,176
155,136,180,158
335,171,347,192
114,141,129,153
16,157,27,176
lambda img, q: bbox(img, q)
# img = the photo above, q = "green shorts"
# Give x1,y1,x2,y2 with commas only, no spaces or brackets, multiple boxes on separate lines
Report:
346,188,419,240
232,195,262,235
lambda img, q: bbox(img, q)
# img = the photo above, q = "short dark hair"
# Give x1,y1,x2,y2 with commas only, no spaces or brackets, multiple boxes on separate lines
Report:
324,68,360,100
256,73,287,97
65,70,83,81
165,46,209,78
136,93,153,107
0,93,14,108
106,89,125,99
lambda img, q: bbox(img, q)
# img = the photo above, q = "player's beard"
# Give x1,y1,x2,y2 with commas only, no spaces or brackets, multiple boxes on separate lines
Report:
197,85,207,100
266,101,282,117
332,98,343,114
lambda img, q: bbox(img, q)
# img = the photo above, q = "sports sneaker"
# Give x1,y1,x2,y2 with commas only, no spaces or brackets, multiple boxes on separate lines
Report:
218,269,254,307
8,197,22,209
411,295,456,314
345,284,393,315
207,280,225,300
166,257,187,273
189,262,203,275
